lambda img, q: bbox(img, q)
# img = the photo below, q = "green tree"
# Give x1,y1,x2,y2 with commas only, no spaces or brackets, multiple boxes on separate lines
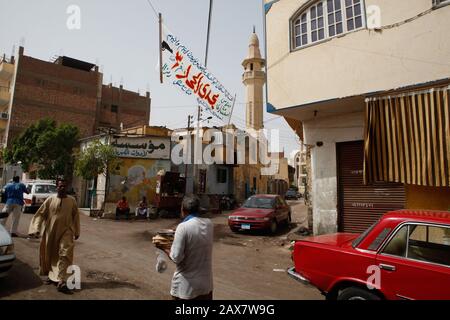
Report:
74,140,120,181
3,118,79,180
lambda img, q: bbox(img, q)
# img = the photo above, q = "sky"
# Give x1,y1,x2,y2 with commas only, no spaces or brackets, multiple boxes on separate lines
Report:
0,0,301,161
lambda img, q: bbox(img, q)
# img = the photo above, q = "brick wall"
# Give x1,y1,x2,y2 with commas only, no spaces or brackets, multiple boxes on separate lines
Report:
100,85,150,129
8,54,99,143
7,49,152,144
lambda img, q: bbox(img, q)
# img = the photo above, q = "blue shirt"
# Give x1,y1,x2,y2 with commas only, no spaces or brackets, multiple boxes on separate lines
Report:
5,182,28,206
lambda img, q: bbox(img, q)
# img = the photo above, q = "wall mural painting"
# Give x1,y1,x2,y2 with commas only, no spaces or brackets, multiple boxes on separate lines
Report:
108,158,171,206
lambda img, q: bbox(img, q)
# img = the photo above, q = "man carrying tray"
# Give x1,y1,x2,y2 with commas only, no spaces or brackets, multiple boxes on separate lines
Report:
155,194,214,300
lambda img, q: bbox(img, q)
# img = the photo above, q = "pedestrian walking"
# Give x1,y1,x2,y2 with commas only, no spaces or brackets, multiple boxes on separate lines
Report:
157,194,214,300
0,176,29,237
28,180,80,294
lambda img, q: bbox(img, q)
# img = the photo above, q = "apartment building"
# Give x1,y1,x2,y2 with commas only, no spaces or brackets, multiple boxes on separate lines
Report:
265,0,450,234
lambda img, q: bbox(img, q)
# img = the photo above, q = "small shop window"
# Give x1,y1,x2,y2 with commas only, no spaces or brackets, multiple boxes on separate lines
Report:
217,168,227,184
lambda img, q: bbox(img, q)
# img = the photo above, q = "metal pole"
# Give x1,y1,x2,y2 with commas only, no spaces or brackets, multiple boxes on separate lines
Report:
159,13,163,84
194,0,213,194
205,0,214,67
184,115,191,185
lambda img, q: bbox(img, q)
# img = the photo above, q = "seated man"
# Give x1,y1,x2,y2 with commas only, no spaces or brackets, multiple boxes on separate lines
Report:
116,196,130,220
135,196,149,219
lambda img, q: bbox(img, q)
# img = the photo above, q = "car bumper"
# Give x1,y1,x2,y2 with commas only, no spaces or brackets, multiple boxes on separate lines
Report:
228,220,271,230
0,253,16,278
287,267,312,286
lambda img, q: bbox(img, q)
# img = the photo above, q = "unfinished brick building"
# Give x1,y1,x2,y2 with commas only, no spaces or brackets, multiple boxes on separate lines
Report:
2,46,151,145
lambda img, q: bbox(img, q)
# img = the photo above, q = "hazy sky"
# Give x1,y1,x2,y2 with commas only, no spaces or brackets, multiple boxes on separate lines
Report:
0,0,301,160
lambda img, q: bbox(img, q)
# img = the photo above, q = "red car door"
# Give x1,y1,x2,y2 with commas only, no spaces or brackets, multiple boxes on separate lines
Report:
376,223,450,300
275,197,286,222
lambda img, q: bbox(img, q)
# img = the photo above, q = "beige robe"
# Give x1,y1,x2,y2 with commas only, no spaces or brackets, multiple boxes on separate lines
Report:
29,195,80,282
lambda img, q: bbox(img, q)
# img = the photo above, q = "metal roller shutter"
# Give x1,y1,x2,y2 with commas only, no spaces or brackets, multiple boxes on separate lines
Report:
337,141,406,234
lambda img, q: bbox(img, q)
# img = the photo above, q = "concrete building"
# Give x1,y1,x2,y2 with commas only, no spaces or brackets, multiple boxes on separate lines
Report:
0,47,151,185
293,148,308,195
265,0,450,234
76,126,171,212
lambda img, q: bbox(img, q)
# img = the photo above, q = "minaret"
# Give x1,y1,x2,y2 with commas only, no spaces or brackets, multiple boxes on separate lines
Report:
242,29,265,131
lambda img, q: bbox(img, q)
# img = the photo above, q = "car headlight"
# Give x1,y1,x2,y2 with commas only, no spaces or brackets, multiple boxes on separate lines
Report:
228,216,238,221
0,244,14,256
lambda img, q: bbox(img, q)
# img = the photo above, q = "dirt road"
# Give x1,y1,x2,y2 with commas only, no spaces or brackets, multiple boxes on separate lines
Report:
0,201,322,300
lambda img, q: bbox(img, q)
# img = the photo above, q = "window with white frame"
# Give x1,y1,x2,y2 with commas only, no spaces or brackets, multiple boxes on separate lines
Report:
292,0,366,49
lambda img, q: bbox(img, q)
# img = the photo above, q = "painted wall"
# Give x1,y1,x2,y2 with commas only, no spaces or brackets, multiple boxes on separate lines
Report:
406,185,450,211
304,111,365,234
205,165,233,195
107,158,171,210
234,164,269,203
266,0,450,109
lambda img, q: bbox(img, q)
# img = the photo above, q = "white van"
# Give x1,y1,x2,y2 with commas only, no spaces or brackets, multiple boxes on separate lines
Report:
23,180,57,213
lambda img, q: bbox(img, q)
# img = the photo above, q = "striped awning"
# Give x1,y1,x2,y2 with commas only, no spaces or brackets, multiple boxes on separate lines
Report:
364,86,450,187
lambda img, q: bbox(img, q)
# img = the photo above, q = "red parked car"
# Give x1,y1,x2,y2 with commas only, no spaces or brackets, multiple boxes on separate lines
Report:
228,195,291,234
288,210,450,300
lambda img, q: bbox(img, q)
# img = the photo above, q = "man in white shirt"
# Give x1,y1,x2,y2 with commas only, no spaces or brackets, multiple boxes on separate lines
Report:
158,194,214,300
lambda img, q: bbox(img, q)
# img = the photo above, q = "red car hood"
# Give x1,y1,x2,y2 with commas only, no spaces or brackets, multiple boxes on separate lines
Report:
232,207,274,217
300,233,359,247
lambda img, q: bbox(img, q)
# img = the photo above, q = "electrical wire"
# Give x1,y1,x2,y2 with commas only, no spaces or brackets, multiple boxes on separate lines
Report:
145,0,159,19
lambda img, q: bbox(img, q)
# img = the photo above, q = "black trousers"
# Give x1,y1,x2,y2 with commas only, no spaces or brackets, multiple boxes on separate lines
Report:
116,208,130,220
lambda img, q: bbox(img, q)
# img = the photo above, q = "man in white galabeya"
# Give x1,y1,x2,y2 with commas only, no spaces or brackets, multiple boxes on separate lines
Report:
0,176,29,237
158,194,214,300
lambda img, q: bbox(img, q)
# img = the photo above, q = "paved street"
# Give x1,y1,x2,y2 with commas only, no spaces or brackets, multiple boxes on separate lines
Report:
0,201,322,300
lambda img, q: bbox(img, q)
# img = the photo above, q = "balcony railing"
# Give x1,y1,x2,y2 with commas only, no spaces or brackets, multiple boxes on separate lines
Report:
243,71,265,80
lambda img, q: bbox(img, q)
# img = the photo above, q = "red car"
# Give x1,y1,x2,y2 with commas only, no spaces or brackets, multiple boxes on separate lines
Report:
288,210,450,300
228,195,291,234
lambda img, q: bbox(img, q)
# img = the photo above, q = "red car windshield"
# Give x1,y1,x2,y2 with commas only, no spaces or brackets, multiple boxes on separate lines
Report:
243,197,275,210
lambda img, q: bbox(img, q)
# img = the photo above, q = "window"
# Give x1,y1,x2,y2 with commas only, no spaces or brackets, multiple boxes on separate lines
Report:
345,0,363,31
293,13,308,48
382,225,408,257
382,224,450,267
34,184,57,194
111,105,118,113
310,2,325,42
327,0,343,37
217,168,227,184
292,0,366,49
368,228,392,251
408,225,450,266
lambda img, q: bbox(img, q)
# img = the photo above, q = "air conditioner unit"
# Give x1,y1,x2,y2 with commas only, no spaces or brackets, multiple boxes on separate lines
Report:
0,112,8,120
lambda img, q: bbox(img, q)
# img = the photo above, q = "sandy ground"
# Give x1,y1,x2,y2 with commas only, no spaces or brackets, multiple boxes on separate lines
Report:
0,200,322,300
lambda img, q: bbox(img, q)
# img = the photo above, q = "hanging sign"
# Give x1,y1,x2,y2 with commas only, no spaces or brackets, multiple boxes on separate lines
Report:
161,33,235,123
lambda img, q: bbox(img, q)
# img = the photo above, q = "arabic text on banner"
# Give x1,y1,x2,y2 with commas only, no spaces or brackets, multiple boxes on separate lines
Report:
162,34,235,124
